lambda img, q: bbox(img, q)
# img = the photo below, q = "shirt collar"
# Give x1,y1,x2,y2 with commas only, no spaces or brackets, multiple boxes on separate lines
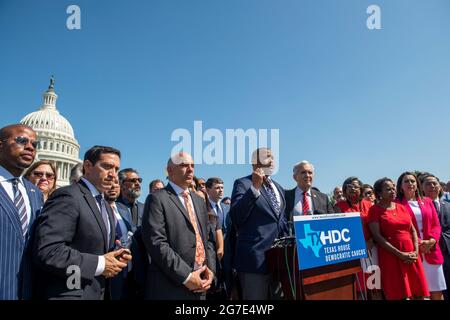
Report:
169,181,188,196
81,177,102,199
0,165,24,185
209,198,219,208
296,186,310,196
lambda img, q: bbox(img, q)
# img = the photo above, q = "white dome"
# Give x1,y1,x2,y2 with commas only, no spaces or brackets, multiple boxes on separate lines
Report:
21,108,75,138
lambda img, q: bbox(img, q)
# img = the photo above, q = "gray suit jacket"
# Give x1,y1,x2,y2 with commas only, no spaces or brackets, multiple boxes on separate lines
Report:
142,184,216,300
437,199,450,268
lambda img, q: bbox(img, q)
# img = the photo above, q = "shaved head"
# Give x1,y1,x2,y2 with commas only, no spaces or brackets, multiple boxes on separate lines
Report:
0,124,34,140
167,152,194,189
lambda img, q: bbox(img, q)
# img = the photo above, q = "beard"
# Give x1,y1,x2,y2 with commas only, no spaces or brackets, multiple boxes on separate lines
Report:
127,188,141,199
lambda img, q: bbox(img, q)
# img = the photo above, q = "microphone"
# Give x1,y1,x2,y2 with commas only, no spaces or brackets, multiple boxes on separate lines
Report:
313,209,326,215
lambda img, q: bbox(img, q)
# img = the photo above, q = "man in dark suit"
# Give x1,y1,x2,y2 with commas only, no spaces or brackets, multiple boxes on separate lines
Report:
285,160,334,223
117,168,144,227
0,124,43,300
32,146,132,300
230,147,288,300
142,152,215,300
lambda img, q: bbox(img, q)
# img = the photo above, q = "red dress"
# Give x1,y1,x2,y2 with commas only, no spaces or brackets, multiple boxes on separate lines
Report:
368,203,429,300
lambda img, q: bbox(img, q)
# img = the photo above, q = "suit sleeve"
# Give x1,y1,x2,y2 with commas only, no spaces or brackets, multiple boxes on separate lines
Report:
32,190,99,281
326,194,335,214
142,194,192,285
230,179,258,228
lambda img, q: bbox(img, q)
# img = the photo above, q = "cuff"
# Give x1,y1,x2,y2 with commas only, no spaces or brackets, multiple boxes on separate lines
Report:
95,255,105,276
183,272,192,285
250,185,261,198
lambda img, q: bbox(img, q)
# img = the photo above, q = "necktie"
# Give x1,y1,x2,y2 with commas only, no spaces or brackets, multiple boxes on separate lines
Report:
131,203,138,226
95,194,111,248
11,178,28,236
215,204,224,229
302,191,310,215
263,178,281,215
182,190,206,267
112,205,123,242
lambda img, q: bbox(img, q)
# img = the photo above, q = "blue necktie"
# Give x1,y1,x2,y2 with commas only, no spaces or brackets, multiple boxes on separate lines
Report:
263,178,281,215
95,194,111,248
11,178,28,236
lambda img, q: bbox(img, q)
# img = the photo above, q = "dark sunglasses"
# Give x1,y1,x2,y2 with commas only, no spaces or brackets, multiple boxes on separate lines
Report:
364,190,373,196
124,178,142,184
3,136,40,149
32,171,55,180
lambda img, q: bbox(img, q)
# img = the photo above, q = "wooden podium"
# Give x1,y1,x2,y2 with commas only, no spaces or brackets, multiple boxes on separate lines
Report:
266,243,362,300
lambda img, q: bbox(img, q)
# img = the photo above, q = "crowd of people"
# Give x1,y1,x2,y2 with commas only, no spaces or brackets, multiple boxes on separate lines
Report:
1,123,450,300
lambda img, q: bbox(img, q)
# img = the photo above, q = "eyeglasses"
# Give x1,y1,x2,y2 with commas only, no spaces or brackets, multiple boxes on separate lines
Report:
364,190,374,196
32,171,55,180
3,136,40,149
124,178,142,184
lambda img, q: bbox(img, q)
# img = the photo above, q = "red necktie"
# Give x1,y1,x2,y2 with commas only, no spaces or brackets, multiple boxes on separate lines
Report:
302,191,310,215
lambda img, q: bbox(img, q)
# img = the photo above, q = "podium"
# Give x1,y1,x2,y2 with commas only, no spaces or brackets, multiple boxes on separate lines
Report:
266,243,362,300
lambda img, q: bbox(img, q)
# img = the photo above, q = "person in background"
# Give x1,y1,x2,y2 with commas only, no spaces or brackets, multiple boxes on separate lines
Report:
368,177,429,300
117,168,144,227
420,174,450,299
69,163,83,185
442,181,450,203
24,160,57,202
334,177,377,299
195,177,206,192
221,197,231,206
396,172,446,300
149,179,165,194
362,184,376,204
332,186,345,204
0,124,43,300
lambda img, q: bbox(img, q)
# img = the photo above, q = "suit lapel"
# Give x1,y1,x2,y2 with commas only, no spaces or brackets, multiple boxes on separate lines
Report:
166,185,193,228
117,204,133,231
78,181,109,252
24,180,41,229
191,194,206,239
311,189,319,212
0,183,23,240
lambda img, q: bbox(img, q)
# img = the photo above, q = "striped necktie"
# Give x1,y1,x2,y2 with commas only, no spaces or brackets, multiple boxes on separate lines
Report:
263,178,281,215
11,178,28,237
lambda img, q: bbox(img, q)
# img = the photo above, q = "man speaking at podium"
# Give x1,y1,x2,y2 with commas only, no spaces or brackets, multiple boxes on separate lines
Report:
230,148,288,300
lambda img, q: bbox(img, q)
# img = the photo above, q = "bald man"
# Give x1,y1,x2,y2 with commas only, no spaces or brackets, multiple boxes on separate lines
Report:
0,124,43,299
142,152,216,300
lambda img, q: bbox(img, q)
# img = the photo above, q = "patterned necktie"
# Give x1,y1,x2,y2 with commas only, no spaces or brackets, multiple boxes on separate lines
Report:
11,178,28,236
182,190,206,267
263,178,281,215
302,191,310,215
112,205,123,242
95,194,111,248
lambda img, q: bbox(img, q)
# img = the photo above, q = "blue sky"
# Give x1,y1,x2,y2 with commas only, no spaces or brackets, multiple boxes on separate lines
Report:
1,0,450,200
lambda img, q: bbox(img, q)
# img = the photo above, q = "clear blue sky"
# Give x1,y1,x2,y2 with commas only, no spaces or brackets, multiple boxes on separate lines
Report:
1,0,450,200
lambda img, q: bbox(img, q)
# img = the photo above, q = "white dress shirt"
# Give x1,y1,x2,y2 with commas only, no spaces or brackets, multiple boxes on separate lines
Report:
80,178,110,277
0,165,31,227
293,186,314,216
250,176,282,206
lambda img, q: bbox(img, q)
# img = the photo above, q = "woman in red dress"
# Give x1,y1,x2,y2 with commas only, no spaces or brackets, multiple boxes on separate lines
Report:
368,178,429,300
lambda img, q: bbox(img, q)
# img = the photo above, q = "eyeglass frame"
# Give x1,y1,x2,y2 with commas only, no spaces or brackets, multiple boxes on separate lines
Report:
1,136,41,149
123,177,143,184
31,170,56,180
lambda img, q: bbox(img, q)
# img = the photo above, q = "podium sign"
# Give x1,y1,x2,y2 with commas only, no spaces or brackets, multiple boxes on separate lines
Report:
293,213,367,270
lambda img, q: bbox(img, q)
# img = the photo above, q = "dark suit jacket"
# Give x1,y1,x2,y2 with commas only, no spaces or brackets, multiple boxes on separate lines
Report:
437,199,450,268
230,175,288,274
285,187,334,222
32,180,116,300
141,184,216,300
117,196,144,227
110,202,134,300
0,179,43,300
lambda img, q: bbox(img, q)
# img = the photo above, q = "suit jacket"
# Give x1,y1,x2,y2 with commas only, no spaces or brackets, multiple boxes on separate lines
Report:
230,175,288,274
32,180,116,300
436,199,450,268
397,197,444,265
110,202,134,300
285,187,334,222
141,184,216,300
117,196,144,227
0,179,43,300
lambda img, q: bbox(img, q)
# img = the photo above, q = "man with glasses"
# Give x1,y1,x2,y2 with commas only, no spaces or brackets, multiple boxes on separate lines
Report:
0,124,43,300
117,168,144,227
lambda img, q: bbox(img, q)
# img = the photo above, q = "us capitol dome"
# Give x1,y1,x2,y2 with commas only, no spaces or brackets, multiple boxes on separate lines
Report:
20,77,81,187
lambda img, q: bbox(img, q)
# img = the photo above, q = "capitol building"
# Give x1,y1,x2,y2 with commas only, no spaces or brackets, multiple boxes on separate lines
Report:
20,77,81,187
